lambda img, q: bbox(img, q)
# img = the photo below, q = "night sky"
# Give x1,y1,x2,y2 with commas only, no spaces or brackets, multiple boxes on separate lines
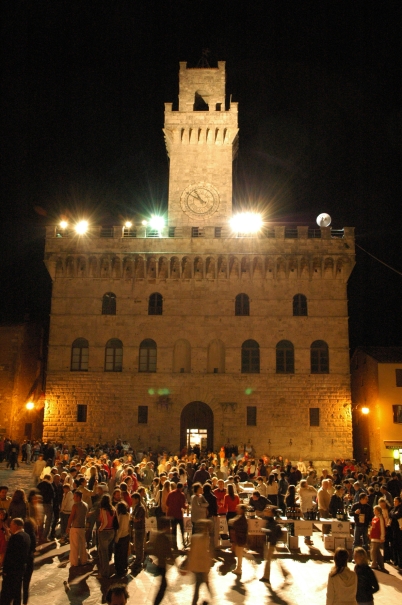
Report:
1,1,401,351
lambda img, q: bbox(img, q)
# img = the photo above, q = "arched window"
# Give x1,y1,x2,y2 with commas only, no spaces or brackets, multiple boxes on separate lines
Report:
293,294,307,316
102,292,116,315
235,293,250,316
148,293,163,315
71,338,89,371
276,340,294,374
311,340,329,374
241,340,260,373
139,339,157,372
105,339,123,372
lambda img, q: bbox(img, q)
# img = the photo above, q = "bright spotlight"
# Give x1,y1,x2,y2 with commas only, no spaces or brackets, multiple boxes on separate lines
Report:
149,215,165,231
361,407,370,415
124,221,132,229
230,212,263,234
142,220,148,226
26,401,34,410
59,220,68,229
75,220,89,235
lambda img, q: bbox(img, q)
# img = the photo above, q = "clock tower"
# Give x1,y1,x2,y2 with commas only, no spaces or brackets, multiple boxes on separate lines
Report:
163,61,239,229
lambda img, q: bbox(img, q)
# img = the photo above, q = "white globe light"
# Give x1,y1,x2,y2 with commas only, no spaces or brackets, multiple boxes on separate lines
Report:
124,221,132,228
316,213,332,227
59,220,68,229
75,220,89,235
230,212,262,234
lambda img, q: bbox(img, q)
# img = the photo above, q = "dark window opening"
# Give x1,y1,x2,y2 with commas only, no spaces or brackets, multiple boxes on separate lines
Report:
105,339,123,372
293,294,307,316
235,293,250,316
276,340,295,373
77,405,87,422
311,341,329,374
71,338,89,371
138,406,148,424
148,293,163,315
247,406,257,426
309,408,320,427
102,292,116,315
168,227,176,238
215,227,222,238
139,339,157,372
241,340,260,373
392,405,402,423
396,369,402,387
194,92,209,111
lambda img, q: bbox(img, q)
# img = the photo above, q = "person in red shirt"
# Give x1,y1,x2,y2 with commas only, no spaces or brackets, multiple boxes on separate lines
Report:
166,482,187,550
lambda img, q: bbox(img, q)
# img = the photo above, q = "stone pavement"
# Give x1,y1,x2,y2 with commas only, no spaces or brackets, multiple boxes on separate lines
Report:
1,463,402,605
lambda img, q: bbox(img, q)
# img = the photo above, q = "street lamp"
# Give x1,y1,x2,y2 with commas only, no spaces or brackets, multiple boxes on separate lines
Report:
26,401,34,410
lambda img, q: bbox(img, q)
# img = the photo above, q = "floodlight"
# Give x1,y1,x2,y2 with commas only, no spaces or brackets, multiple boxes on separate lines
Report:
149,215,165,231
124,221,132,229
75,220,89,235
59,220,68,229
26,401,34,410
230,212,262,234
142,220,148,226
361,407,370,415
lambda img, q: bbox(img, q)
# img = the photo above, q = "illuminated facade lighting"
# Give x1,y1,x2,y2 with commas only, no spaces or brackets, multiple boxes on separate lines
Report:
75,220,89,235
361,406,370,414
149,215,165,231
59,220,68,229
26,401,35,410
230,212,263,234
124,221,132,229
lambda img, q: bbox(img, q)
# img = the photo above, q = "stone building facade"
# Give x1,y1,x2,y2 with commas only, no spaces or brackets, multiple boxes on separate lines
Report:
0,321,45,440
43,62,355,460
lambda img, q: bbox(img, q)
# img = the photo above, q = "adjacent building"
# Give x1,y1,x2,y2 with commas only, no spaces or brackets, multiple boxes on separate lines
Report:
43,61,355,461
0,321,45,441
351,346,402,471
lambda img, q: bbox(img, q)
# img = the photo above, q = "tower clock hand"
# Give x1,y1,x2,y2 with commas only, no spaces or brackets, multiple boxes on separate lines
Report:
190,190,206,204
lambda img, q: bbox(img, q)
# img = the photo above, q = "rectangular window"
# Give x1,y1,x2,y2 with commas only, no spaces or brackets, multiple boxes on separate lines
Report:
214,227,222,238
168,227,176,238
71,347,89,371
191,227,200,238
247,406,257,426
392,405,402,423
309,408,320,427
138,406,148,424
396,369,402,387
77,404,87,422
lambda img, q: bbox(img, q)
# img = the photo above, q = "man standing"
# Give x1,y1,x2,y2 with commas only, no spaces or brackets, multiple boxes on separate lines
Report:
166,482,186,550
260,506,282,584
0,517,31,605
352,492,373,553
37,474,55,542
317,479,331,518
59,484,74,544
228,504,248,577
67,491,88,566
32,454,46,486
192,463,210,485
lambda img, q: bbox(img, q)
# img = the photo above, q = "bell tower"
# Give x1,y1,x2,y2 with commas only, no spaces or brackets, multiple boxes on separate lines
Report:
163,61,238,228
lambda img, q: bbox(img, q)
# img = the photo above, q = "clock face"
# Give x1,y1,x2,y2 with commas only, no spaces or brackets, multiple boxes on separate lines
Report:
180,182,220,217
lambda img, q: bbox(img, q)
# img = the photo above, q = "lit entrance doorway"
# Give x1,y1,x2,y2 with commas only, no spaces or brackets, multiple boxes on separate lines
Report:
180,401,214,452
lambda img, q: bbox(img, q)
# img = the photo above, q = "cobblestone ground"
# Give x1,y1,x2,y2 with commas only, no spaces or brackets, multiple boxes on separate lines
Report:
1,463,401,605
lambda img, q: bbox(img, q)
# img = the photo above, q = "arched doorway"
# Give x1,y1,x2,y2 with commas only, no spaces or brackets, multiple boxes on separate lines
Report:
180,401,214,452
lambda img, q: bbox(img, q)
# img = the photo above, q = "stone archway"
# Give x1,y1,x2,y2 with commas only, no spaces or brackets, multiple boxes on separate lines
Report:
180,401,214,452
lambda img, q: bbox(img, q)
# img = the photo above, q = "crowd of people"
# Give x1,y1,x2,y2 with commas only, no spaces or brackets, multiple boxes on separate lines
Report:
0,437,401,605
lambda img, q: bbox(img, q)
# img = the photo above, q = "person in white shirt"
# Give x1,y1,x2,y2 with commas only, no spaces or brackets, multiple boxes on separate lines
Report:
59,484,74,543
